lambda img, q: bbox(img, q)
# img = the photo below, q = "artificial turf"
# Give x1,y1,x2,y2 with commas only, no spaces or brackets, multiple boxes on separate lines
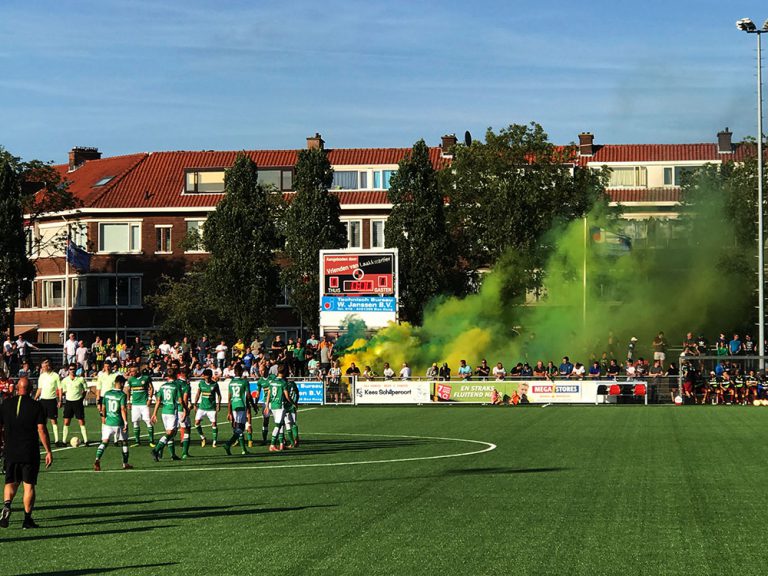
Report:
2,404,767,576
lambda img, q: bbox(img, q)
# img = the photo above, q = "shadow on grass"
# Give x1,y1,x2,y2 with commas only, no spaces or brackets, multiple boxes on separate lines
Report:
0,524,175,543
444,466,567,476
12,562,178,576
36,498,178,511
48,503,337,527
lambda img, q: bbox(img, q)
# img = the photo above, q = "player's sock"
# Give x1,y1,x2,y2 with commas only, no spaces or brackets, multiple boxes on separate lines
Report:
96,443,106,459
80,425,89,444
154,435,168,455
245,430,253,442
134,426,140,444
278,432,285,446
168,440,176,457
262,420,269,442
212,427,218,443
284,427,293,445
51,425,59,444
238,435,246,451
62,425,70,443
148,425,155,443
292,423,299,441
196,424,204,438
182,438,190,457
122,444,129,464
270,429,279,446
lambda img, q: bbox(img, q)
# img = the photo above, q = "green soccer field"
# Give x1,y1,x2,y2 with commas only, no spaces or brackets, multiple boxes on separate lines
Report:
2,404,767,576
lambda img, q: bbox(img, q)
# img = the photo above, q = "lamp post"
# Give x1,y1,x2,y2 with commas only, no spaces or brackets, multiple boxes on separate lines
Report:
737,17,768,366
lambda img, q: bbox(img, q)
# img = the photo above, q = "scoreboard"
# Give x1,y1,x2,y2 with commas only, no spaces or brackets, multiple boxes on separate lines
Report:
322,253,395,296
319,250,398,330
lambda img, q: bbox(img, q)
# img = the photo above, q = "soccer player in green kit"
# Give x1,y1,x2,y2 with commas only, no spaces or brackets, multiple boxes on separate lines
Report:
257,372,273,445
284,378,300,448
264,368,294,452
127,365,154,447
60,364,89,447
193,369,221,447
177,368,193,459
94,374,133,471
150,369,186,461
222,364,251,456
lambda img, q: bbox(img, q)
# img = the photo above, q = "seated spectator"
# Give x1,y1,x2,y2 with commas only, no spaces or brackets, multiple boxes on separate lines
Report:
520,363,533,377
438,362,451,381
492,362,506,381
625,361,636,378
571,362,586,379
425,363,438,379
382,362,395,380
532,361,547,378
457,360,472,380
635,359,648,378
588,361,601,378
363,366,376,380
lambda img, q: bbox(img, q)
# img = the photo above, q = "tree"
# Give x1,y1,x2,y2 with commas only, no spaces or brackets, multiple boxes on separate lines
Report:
281,147,347,330
442,123,608,293
202,152,283,340
0,153,35,336
386,139,461,324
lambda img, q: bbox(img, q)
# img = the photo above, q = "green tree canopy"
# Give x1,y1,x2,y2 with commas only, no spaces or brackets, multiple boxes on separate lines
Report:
281,147,347,330
386,139,462,324
202,152,283,340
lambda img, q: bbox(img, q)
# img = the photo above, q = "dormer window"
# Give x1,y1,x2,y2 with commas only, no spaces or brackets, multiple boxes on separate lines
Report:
185,169,226,193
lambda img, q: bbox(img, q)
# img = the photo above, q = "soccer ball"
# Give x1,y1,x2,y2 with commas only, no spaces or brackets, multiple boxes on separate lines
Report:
674,395,683,406
69,437,81,448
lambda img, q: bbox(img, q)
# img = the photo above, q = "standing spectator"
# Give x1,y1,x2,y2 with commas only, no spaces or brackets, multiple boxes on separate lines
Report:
293,339,306,377
232,338,246,360
532,361,547,378
458,360,472,380
572,363,586,379
196,335,210,365
729,333,743,356
2,336,13,372
696,334,709,356
0,377,53,529
15,335,37,370
399,362,411,380
362,366,376,380
158,339,172,358
63,333,78,365
651,332,667,365
91,336,106,370
130,336,143,362
75,340,89,374
438,362,451,381
328,360,342,402
475,359,491,380
682,332,698,356
305,333,319,355
425,363,439,379
558,356,574,377
318,335,333,374
180,336,192,364
626,337,638,363
743,334,756,355
270,335,285,360
382,362,395,380
215,340,228,371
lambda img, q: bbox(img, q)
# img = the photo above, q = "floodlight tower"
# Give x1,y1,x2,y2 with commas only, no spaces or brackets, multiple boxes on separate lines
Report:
737,17,768,367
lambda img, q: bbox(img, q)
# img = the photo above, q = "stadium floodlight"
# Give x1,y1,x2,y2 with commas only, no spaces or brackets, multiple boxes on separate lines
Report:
737,18,757,31
737,17,767,369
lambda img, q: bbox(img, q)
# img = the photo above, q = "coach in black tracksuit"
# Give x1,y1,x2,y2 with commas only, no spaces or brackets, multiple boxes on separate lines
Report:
0,378,53,529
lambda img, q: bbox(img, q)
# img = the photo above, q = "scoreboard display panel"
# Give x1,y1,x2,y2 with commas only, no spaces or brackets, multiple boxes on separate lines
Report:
323,253,395,296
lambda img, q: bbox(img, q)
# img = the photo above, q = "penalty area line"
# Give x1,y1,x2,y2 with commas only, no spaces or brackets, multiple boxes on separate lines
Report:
48,431,497,474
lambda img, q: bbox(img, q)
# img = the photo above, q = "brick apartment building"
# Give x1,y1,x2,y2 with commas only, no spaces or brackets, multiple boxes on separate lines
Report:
15,129,751,344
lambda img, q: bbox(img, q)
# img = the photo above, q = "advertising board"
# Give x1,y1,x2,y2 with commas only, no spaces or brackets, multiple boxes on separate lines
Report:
296,381,324,404
355,381,432,404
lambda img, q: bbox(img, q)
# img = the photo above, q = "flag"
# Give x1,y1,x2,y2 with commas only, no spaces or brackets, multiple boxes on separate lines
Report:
590,227,631,253
65,240,91,272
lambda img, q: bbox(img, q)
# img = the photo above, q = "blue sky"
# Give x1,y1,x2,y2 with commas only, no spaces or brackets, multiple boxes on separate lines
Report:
1,0,765,163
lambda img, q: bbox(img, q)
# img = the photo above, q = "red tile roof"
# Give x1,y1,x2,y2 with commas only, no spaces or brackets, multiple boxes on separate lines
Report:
579,143,757,164
609,188,681,203
54,153,147,206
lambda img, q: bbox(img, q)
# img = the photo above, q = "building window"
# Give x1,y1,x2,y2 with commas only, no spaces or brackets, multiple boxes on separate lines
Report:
185,170,226,193
99,223,141,253
184,219,206,252
72,276,142,308
343,221,362,248
42,279,64,308
664,166,701,187
607,167,647,187
372,170,397,190
18,284,34,309
35,223,88,257
332,171,360,190
258,169,294,191
155,226,172,253
371,220,386,248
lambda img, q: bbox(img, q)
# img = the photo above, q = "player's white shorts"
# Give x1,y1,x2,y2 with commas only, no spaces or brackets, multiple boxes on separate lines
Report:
131,405,151,424
161,413,179,431
101,425,127,443
284,410,296,426
232,409,247,425
271,408,285,426
196,409,217,424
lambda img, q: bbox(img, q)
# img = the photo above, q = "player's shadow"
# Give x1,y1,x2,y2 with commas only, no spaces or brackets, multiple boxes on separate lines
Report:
36,497,177,511
12,563,178,576
48,503,336,526
280,438,430,456
0,524,175,543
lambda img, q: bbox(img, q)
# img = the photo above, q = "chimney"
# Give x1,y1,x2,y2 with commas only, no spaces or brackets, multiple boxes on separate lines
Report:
441,133,458,156
68,146,101,171
578,132,594,157
717,127,733,154
306,133,325,150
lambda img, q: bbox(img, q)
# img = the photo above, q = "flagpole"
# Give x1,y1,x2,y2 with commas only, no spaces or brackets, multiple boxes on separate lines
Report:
64,223,70,366
582,216,587,330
